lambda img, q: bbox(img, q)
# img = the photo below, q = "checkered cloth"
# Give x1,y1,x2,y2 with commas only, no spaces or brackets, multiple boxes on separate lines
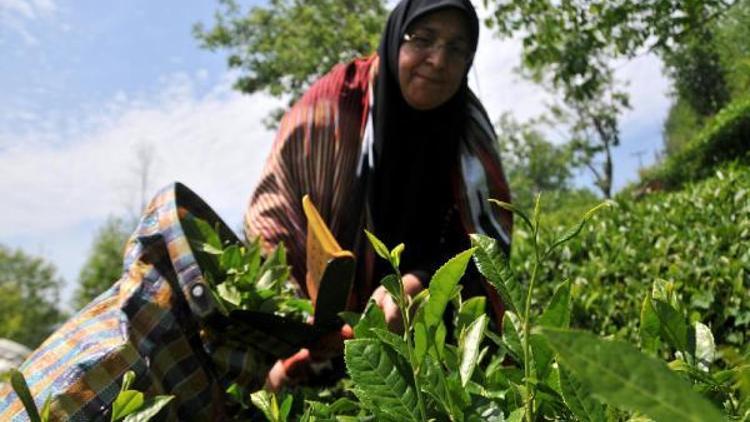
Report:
0,183,275,421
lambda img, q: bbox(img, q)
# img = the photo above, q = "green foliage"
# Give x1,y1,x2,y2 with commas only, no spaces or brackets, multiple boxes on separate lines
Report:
643,95,750,190
662,97,706,158
0,245,65,348
74,216,133,310
518,164,750,352
496,113,574,210
715,0,750,97
181,213,311,320
195,0,386,125
541,327,725,422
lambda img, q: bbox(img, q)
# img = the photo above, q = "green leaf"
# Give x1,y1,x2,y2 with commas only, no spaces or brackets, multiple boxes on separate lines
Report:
559,364,605,422
5,369,41,422
545,201,613,257
344,339,422,421
251,390,279,422
390,243,405,269
122,396,174,422
459,314,488,387
364,230,390,261
220,244,242,273
425,248,476,329
111,391,144,421
693,322,715,369
370,328,409,359
502,312,523,363
529,334,555,381
39,395,52,422
354,300,387,339
640,296,661,355
489,199,533,232
538,280,571,328
651,298,694,356
532,281,571,380
121,370,136,391
540,327,725,422
456,296,486,338
470,233,523,314
338,311,361,327
380,274,402,305
278,394,293,422
414,321,428,367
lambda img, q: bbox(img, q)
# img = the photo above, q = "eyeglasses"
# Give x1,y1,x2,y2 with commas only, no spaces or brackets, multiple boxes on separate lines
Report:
402,31,473,64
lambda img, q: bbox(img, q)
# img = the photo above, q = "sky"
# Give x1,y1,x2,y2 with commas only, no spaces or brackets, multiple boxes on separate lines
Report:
0,0,672,309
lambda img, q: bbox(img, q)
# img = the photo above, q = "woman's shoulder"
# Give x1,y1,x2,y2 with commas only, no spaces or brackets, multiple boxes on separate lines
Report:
298,55,378,105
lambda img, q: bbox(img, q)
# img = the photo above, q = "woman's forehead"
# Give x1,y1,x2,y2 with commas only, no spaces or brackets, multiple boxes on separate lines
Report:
407,8,470,40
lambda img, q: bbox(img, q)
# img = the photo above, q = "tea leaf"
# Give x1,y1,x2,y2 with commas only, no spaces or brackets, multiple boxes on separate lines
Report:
538,280,571,329
545,201,612,257
650,298,695,356
470,233,522,313
503,312,523,363
364,230,390,261
694,322,716,369
558,364,605,422
424,248,476,329
40,395,52,422
459,314,488,387
121,370,136,391
489,199,533,232
371,328,409,359
381,274,402,305
456,296,486,338
414,321,428,367
111,391,144,421
251,390,279,421
354,300,388,339
541,327,725,422
390,243,405,269
345,339,421,421
279,394,293,422
640,296,661,355
122,396,174,422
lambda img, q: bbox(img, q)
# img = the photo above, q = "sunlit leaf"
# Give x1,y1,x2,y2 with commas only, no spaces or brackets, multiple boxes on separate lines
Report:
345,339,421,421
424,248,476,329
541,327,725,422
459,314,488,387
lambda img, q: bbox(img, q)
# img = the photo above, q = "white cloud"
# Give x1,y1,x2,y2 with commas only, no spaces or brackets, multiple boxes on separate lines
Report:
1,71,281,239
0,0,57,44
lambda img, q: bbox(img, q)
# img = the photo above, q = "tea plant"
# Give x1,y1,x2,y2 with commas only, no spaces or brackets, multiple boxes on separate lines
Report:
181,213,312,320
283,194,745,421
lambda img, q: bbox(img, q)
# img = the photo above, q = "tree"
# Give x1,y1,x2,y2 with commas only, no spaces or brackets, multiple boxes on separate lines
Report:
497,113,575,208
484,0,737,196
73,217,133,310
0,245,65,348
194,0,387,126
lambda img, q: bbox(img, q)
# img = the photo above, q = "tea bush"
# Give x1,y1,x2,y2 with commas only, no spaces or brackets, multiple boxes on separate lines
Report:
516,163,750,352
641,95,750,190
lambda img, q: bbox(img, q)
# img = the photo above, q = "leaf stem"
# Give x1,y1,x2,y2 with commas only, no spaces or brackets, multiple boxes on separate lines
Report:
393,265,427,421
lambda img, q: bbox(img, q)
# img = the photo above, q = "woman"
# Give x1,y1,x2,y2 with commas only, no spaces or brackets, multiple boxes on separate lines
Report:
246,0,513,388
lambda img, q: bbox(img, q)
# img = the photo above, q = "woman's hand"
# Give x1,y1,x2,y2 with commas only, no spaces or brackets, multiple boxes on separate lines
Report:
265,322,353,392
371,272,424,332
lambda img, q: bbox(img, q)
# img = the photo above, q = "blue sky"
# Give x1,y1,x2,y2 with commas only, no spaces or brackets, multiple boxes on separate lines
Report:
0,0,672,309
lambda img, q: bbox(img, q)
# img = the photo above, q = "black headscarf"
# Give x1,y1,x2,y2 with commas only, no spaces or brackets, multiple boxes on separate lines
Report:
370,0,480,280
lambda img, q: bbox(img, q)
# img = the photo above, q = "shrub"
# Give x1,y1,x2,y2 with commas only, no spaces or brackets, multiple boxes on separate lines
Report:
642,95,750,190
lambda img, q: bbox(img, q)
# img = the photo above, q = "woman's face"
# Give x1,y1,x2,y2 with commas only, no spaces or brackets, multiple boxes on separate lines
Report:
397,8,471,110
